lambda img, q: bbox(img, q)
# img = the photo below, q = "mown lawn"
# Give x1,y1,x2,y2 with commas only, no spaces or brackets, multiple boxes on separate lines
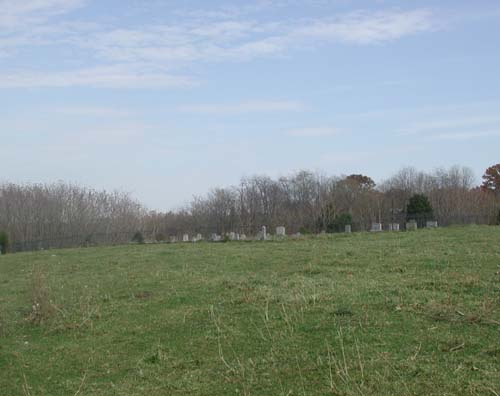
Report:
0,226,499,395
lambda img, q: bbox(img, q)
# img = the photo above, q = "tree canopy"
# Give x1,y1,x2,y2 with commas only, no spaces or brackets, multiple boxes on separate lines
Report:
481,164,500,193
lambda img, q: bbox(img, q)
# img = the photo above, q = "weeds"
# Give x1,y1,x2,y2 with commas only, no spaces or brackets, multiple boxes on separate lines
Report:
27,264,56,325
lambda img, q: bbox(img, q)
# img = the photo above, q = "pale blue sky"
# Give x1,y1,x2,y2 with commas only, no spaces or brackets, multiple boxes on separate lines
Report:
1,0,499,210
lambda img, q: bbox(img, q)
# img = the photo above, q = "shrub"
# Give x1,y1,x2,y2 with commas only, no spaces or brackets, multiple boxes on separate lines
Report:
132,231,145,244
299,227,311,235
155,233,166,242
406,194,434,227
326,213,352,233
0,231,8,254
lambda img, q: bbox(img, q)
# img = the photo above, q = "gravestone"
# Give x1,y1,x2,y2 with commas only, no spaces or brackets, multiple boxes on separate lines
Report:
261,226,267,240
240,234,246,241
345,225,352,233
387,223,393,231
229,232,236,241
392,223,400,231
426,221,438,228
182,234,189,242
276,226,286,237
371,223,382,232
170,236,177,243
406,221,418,231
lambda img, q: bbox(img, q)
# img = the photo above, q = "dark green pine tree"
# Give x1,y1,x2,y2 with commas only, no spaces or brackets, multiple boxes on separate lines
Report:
406,194,434,227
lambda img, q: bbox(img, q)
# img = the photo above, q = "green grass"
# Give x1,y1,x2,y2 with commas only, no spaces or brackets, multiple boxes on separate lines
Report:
1,226,499,395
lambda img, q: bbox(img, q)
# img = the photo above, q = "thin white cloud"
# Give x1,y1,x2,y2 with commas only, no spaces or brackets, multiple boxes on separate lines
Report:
399,115,500,136
427,130,500,141
0,65,194,89
292,9,436,45
0,0,85,30
177,101,305,115
287,127,340,137
0,4,440,89
52,106,133,117
80,9,437,65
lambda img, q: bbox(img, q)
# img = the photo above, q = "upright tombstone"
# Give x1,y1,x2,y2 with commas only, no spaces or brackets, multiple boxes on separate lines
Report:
276,226,286,237
182,234,189,242
371,223,383,232
392,223,400,231
240,234,247,241
229,232,236,241
345,225,352,233
406,221,418,231
170,236,177,243
426,221,438,228
387,223,393,231
261,226,267,241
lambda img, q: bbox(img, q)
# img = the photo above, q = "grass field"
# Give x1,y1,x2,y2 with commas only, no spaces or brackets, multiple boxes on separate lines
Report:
0,226,499,395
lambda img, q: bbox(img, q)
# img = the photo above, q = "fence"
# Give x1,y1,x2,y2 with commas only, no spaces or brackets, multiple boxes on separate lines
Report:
3,212,498,254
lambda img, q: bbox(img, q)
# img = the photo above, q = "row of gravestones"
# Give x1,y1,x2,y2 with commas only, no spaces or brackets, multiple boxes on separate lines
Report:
365,221,438,233
168,226,289,243
167,220,440,243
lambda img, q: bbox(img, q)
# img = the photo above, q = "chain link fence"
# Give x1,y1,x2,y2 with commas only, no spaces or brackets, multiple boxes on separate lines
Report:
2,212,497,254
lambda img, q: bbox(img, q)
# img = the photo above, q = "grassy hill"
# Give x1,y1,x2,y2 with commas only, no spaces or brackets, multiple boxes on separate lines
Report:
1,226,499,395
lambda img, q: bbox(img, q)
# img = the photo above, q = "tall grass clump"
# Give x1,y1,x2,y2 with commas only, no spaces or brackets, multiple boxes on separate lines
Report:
28,264,56,325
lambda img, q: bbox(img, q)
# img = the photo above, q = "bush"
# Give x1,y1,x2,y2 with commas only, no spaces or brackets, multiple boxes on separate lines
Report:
132,231,145,244
299,227,311,235
0,232,8,254
326,213,352,233
155,233,166,242
406,194,434,228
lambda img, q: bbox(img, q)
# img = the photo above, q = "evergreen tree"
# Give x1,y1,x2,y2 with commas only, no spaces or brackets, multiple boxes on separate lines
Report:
406,194,433,227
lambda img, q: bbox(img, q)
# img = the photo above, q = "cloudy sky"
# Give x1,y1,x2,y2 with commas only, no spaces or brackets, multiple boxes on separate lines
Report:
1,0,499,210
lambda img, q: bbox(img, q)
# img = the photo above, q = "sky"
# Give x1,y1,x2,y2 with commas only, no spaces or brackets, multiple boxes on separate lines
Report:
1,0,499,210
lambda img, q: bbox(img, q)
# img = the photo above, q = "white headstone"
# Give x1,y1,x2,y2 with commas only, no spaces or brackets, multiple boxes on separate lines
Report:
426,221,438,228
392,223,400,231
229,232,236,241
406,221,418,231
345,225,351,233
170,236,177,243
183,234,189,242
276,226,286,236
240,234,246,241
371,223,382,232
261,226,267,240
388,223,393,231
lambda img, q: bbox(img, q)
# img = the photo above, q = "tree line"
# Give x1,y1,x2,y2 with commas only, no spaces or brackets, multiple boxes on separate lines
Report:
144,165,500,239
0,183,145,252
1,164,499,251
